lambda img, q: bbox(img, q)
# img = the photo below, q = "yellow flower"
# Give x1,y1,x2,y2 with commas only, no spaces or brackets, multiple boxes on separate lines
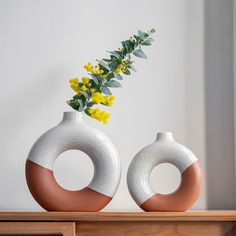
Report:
82,77,89,84
69,78,79,84
88,108,94,114
84,62,104,75
87,108,110,124
103,120,109,124
115,69,122,74
110,95,116,101
95,69,101,74
105,95,116,106
90,88,95,93
115,62,127,74
71,83,80,92
69,77,81,92
102,75,107,80
84,62,94,73
81,85,87,91
107,101,113,106
92,92,106,104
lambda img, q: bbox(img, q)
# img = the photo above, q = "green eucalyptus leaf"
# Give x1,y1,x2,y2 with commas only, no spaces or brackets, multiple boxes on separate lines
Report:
98,60,110,70
78,99,84,112
126,40,135,53
89,79,97,87
107,72,115,80
133,35,142,46
84,108,91,116
141,39,152,46
67,100,79,110
133,49,147,59
73,95,86,104
80,90,89,100
89,74,103,85
121,41,129,53
101,86,112,95
86,101,95,107
103,58,111,63
107,51,121,59
114,73,123,80
105,80,122,88
80,95,87,104
123,69,131,75
89,74,99,85
122,40,134,53
114,50,123,57
138,30,148,39
109,60,119,71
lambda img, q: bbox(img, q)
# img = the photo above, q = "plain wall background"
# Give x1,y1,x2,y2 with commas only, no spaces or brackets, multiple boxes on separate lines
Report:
205,0,235,209
0,0,234,211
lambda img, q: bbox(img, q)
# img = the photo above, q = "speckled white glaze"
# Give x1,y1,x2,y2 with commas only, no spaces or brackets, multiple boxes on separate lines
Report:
127,132,198,205
27,111,121,198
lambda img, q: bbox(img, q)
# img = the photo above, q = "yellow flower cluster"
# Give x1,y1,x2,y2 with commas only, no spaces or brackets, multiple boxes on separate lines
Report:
84,62,104,75
81,76,91,91
69,78,80,92
106,95,116,106
92,92,106,104
88,108,110,124
92,92,116,106
69,77,91,94
115,61,127,74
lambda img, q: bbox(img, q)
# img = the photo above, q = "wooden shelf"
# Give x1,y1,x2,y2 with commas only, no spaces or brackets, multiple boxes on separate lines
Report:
0,211,236,222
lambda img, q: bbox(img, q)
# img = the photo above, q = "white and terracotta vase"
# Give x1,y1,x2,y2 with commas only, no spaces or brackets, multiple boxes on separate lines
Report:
127,132,203,212
25,111,121,211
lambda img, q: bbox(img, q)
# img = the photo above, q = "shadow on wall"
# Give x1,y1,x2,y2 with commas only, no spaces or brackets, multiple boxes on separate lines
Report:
204,0,235,209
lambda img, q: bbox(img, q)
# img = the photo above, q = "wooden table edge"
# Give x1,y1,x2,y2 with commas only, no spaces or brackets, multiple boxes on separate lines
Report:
0,211,236,222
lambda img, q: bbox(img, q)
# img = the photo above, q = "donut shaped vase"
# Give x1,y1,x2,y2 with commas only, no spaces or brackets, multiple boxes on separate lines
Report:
127,132,202,212
25,112,121,211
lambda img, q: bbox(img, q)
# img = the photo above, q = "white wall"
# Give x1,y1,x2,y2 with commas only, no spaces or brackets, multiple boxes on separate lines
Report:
0,0,211,211
205,0,235,209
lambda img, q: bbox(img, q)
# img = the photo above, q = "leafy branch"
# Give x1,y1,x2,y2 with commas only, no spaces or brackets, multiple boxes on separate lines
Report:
67,28,156,124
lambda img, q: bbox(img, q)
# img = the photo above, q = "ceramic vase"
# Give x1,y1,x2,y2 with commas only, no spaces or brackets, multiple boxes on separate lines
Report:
25,111,121,211
127,132,203,212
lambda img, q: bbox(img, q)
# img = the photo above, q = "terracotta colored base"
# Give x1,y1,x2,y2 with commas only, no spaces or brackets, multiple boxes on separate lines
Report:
140,161,203,212
25,160,112,211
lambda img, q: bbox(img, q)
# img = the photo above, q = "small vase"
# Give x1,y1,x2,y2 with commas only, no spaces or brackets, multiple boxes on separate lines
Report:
25,111,121,211
127,132,203,212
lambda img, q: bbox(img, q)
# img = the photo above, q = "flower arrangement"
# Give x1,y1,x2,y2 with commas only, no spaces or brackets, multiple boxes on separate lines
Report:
67,28,156,124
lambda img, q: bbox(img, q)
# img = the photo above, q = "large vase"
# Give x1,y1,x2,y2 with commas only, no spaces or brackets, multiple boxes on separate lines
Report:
25,111,121,211
127,132,203,212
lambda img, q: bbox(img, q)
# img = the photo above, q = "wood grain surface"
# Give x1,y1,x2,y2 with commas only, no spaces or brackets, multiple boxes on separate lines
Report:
0,211,236,222
76,222,236,236
0,222,75,235
1,212,236,236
